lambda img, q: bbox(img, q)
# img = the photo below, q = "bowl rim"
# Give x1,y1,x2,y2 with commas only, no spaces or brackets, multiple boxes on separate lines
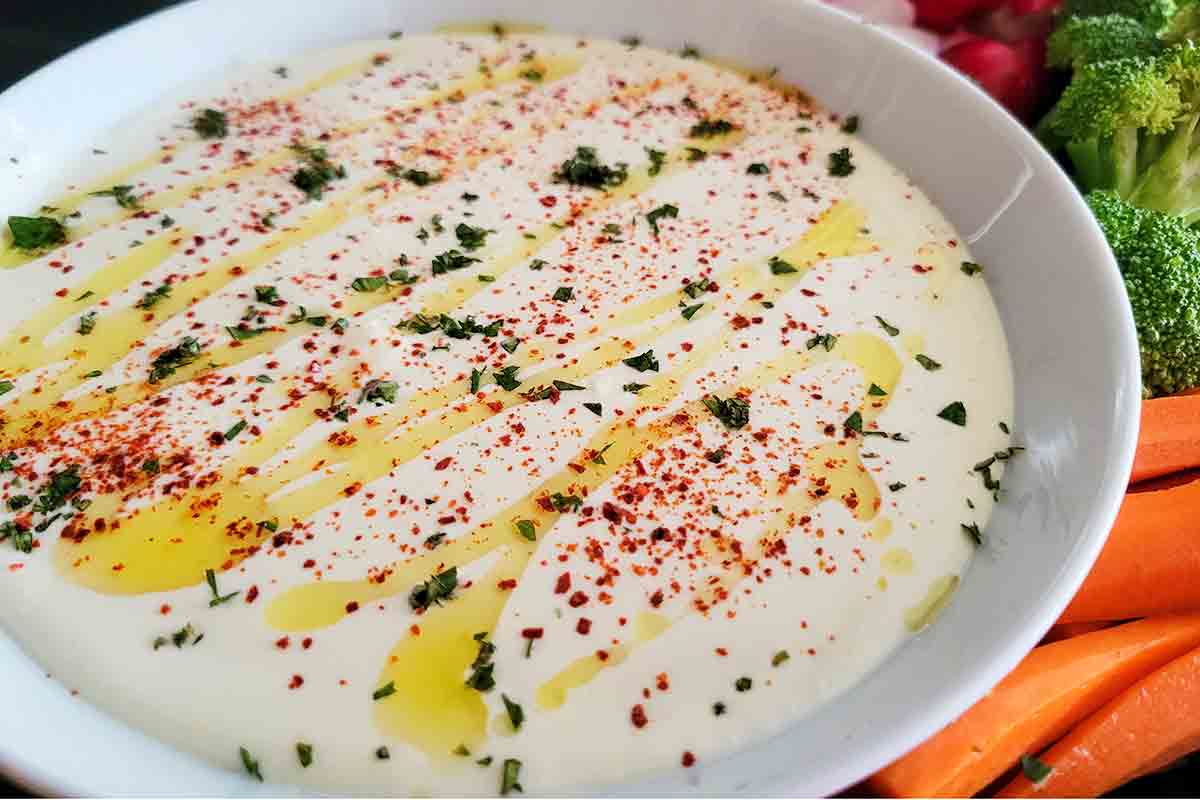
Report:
0,0,1140,795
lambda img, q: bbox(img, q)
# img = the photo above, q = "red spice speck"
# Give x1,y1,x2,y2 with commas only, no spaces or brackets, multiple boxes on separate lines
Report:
159,603,171,615
568,590,588,608
682,751,696,767
245,585,259,604
301,637,313,650
345,601,360,613
288,674,304,689
497,578,518,591
576,618,592,635
275,636,290,649
554,572,571,594
631,704,648,728
521,627,545,640
434,456,453,471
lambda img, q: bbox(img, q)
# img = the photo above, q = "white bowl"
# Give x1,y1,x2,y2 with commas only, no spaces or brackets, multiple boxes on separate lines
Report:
0,0,1141,795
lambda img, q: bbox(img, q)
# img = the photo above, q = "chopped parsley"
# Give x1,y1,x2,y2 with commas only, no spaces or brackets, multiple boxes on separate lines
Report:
683,277,714,299
501,337,520,354
359,379,399,406
552,286,574,302
77,311,97,336
1020,754,1054,785
516,520,536,541
7,215,66,251
703,394,750,429
768,256,798,275
552,146,628,189
889,482,907,492
772,650,791,667
868,383,888,396
645,147,667,176
713,702,727,716
915,354,942,371
734,676,752,692
254,285,279,303
961,261,983,276
502,694,525,730
746,162,770,175
289,143,347,201
287,306,328,327
393,167,441,186
875,315,900,336
549,492,583,513
239,747,263,782
136,283,171,310
622,350,659,373
351,275,389,292
455,222,492,251
646,203,678,237
681,303,704,320
623,382,649,394
192,108,228,139
528,258,547,271
841,114,860,134
424,532,447,550
2,521,32,553
466,632,497,691
372,681,397,701
296,742,313,768
828,147,855,177
205,568,239,606
685,147,708,162
501,758,523,796
806,333,837,351
431,249,480,275
937,401,967,427
689,118,736,138
962,522,983,546
375,746,391,760
844,410,864,435
409,567,458,611
470,368,484,394
148,337,203,383
226,325,267,342
90,184,141,209
493,365,522,391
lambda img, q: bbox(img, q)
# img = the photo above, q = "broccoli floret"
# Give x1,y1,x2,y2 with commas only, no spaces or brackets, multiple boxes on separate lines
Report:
1064,0,1178,31
1042,55,1182,194
1048,15,1163,69
1088,190,1200,395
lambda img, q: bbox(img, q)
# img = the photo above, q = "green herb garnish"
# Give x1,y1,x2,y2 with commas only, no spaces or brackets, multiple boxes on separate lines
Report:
622,350,659,372
915,354,942,371
689,118,736,138
553,146,628,189
828,147,855,177
7,216,66,251
409,566,458,611
938,401,967,426
646,203,679,237
703,394,750,429
192,108,228,139
205,568,239,606
875,315,900,336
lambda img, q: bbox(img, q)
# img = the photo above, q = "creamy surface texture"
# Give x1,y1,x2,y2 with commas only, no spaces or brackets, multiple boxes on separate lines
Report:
0,31,1014,794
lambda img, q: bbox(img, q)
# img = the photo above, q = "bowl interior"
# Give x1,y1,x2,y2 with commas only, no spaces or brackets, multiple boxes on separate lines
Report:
0,0,1140,795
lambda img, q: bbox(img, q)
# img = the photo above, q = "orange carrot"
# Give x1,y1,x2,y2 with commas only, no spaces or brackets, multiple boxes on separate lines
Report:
1061,478,1200,623
1132,394,1200,484
1041,621,1113,645
998,643,1200,797
866,616,1200,798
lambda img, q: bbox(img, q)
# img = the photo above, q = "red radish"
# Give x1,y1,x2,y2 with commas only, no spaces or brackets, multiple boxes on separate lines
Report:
913,0,1003,32
941,37,1046,120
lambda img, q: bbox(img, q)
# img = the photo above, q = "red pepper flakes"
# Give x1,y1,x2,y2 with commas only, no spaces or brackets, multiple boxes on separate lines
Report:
159,603,172,615
630,704,648,729
301,637,313,650
497,578,518,591
288,674,304,689
434,456,453,471
656,672,670,691
521,627,544,640
576,618,592,635
649,589,664,608
245,585,259,604
568,590,588,608
345,601,360,613
681,751,696,767
275,636,290,649
554,572,571,594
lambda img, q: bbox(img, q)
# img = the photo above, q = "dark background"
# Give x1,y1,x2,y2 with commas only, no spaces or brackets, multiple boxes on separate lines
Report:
0,1,1197,797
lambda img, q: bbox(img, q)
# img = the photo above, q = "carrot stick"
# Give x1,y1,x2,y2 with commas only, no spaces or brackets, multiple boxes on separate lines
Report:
866,616,1200,798
1041,621,1113,645
997,643,1200,797
1132,394,1200,484
1060,478,1200,623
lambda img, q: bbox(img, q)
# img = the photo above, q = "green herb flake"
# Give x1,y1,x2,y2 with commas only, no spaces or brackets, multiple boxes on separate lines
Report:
289,143,347,201
455,222,491,251
239,746,263,782
806,333,837,352
501,758,523,796
7,216,67,251
645,147,667,176
685,147,708,162
915,354,942,371
394,168,441,187
961,261,983,276
646,203,679,238
148,336,203,384
373,681,397,701
746,162,770,175
552,286,574,302
768,190,788,202
844,410,864,435
888,481,907,492
77,311,97,336
734,676,752,692
938,401,967,427
622,350,659,373
90,184,141,209
867,383,888,396
296,742,313,768
962,522,983,546
841,114,860,134
583,401,602,416
409,566,458,611
431,249,480,275
501,337,520,354
771,650,790,667
875,315,900,336
224,420,247,441
516,520,536,541
681,302,704,320
136,283,172,310
703,394,750,429
768,256,798,275
470,368,484,394
493,366,522,391
375,746,391,760
529,258,547,271
204,567,240,607
502,693,525,730
1020,754,1054,785
553,146,628,189
192,108,228,139
828,147,855,177
351,275,389,292
690,118,736,138
466,632,497,691
591,443,614,465
623,382,649,394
